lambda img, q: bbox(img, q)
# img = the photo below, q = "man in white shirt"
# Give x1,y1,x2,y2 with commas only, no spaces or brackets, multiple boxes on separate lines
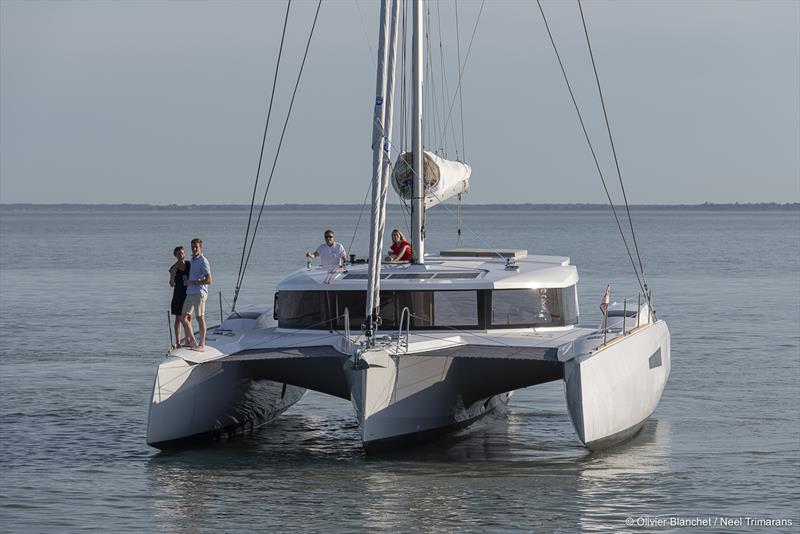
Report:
306,229,347,267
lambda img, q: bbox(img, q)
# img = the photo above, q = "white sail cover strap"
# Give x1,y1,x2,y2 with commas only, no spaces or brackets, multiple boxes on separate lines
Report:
393,151,471,209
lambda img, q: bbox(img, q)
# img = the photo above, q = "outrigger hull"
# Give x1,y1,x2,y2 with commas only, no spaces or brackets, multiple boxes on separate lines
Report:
146,354,305,449
564,321,671,449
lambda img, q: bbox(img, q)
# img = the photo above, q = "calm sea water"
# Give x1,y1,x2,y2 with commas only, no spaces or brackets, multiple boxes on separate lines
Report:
1,206,798,532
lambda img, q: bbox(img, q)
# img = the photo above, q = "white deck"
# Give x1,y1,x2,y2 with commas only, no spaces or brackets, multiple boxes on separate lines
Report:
278,252,578,292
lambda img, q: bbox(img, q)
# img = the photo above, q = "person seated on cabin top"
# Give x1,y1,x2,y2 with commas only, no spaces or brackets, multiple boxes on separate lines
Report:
306,229,348,267
385,228,412,262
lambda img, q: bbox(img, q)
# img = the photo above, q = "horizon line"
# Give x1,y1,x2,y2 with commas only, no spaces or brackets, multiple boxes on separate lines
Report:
1,201,798,210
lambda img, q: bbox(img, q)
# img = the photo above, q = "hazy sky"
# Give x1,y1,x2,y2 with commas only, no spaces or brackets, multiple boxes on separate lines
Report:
1,0,798,204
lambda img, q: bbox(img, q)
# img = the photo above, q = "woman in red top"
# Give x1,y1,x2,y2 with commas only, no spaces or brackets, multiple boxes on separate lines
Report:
386,229,412,262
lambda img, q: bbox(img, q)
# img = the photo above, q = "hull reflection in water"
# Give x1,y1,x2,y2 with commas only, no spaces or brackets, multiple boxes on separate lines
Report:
576,420,672,532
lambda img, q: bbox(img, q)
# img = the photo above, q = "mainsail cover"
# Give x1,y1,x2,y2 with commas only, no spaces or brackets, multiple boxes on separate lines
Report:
392,151,471,209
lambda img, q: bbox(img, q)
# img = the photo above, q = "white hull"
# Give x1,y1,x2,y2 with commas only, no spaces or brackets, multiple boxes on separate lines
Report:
345,350,512,450
564,321,671,449
146,321,669,451
146,355,305,448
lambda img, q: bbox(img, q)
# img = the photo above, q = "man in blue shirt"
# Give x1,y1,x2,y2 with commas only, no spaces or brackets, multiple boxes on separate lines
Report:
180,238,212,351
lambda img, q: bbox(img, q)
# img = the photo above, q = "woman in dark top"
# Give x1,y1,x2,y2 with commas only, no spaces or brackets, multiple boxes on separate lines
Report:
169,246,191,347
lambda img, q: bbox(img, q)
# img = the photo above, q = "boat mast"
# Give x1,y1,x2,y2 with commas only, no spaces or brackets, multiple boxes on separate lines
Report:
378,0,400,277
365,0,399,342
411,0,424,263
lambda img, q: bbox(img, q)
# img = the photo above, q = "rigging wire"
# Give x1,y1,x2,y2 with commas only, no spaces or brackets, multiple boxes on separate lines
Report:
456,193,463,246
434,0,486,155
436,0,460,159
233,0,292,311
347,179,374,256
454,0,466,160
234,0,323,309
400,197,412,238
353,0,376,62
424,4,444,156
535,0,646,298
400,1,411,155
578,0,648,291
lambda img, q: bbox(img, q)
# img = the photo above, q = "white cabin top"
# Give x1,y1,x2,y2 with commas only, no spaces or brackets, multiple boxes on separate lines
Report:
277,249,578,292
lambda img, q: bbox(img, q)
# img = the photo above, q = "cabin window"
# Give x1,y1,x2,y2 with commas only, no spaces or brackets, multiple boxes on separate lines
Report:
562,284,579,325
278,290,479,329
277,286,577,330
330,291,364,328
433,290,478,326
490,286,578,327
278,291,327,329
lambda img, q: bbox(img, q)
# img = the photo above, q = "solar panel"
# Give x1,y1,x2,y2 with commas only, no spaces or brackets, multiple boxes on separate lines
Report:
343,272,480,280
433,272,481,279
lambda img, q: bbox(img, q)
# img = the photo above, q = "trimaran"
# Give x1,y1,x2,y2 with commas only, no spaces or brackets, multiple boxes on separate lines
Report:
147,0,671,452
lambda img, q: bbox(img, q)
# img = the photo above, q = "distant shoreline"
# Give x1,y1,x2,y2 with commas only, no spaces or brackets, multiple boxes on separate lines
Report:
1,202,798,211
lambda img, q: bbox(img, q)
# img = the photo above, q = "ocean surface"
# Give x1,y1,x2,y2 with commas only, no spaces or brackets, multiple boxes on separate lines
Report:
1,206,798,532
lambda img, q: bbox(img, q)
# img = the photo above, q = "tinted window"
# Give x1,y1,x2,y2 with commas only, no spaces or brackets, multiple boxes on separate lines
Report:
490,287,578,327
278,291,326,329
434,290,478,326
278,290,479,329
278,287,576,330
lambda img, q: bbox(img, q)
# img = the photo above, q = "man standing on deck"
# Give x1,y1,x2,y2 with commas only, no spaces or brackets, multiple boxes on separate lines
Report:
306,229,347,268
180,238,212,351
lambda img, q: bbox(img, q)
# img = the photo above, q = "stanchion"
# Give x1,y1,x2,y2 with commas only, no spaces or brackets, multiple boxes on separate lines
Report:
166,310,173,348
623,299,627,335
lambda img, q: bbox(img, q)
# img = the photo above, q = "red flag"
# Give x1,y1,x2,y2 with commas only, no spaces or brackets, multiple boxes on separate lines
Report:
599,284,611,317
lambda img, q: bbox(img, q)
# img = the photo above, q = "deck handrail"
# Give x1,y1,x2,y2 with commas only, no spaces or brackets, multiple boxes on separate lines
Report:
397,307,411,352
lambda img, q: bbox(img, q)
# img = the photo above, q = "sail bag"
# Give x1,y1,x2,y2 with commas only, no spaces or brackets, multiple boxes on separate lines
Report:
392,151,471,209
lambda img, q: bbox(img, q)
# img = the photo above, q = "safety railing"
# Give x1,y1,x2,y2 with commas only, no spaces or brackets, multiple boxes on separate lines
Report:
397,307,411,353
602,289,655,346
343,307,353,351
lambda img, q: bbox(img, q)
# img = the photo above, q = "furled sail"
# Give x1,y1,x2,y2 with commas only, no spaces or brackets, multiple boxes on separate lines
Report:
392,151,471,209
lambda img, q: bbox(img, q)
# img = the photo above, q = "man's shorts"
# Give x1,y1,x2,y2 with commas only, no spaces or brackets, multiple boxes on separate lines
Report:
182,293,207,317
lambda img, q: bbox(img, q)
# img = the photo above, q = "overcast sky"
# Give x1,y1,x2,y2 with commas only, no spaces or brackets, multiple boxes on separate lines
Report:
1,0,798,204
